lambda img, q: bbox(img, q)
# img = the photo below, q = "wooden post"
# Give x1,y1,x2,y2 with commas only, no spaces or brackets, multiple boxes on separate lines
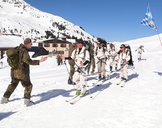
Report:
0,50,3,59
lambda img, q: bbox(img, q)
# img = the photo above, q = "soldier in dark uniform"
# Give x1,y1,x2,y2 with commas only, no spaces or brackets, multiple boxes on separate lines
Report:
1,38,47,106
87,41,96,74
67,44,76,85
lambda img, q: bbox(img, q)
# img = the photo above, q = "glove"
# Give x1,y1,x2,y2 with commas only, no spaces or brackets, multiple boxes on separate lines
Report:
121,59,127,65
40,56,48,63
83,61,89,66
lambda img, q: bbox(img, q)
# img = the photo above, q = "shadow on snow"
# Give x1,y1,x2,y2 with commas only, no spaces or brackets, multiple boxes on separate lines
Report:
87,81,112,95
127,73,139,81
32,89,74,104
154,71,162,76
0,112,16,121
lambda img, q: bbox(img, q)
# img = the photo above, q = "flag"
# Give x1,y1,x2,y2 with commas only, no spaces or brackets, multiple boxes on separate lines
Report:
141,3,157,30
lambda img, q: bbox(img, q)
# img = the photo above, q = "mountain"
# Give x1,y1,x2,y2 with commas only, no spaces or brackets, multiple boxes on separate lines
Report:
0,0,95,42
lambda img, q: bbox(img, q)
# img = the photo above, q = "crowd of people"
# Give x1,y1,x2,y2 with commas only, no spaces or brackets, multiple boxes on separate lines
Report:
67,38,136,96
0,38,145,106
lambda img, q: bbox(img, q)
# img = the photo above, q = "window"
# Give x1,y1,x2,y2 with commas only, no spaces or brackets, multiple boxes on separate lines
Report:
60,44,66,47
38,43,43,47
44,43,50,47
52,44,58,47
56,51,64,54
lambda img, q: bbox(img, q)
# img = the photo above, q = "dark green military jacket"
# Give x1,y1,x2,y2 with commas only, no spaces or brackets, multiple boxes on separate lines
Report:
13,44,39,81
68,44,75,66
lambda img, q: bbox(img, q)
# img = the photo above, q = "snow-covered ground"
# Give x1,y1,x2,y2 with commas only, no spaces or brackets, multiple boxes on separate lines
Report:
0,35,162,128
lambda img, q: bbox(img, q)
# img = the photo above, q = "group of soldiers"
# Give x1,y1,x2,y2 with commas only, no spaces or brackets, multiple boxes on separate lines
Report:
67,38,136,96
0,38,145,106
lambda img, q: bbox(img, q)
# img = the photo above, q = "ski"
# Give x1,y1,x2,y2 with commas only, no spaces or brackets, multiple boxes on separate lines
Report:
120,80,126,88
96,79,107,86
90,80,107,99
116,80,126,88
69,93,88,105
92,79,103,86
87,72,98,76
65,95,79,102
69,96,82,105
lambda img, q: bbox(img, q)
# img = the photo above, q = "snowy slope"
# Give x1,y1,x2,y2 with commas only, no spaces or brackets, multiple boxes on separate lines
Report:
0,0,95,44
0,35,162,128
124,34,162,52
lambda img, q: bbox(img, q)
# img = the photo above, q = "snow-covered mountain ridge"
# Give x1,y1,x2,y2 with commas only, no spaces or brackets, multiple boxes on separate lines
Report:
0,0,95,42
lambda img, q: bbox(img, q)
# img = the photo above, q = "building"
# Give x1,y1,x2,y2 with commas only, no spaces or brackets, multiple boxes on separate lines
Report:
0,48,6,59
39,38,75,58
0,35,23,59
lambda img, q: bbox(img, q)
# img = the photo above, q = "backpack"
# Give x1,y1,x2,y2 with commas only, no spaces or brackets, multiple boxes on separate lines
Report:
95,46,107,55
74,48,88,60
125,45,134,66
97,38,107,47
6,47,20,69
83,41,90,51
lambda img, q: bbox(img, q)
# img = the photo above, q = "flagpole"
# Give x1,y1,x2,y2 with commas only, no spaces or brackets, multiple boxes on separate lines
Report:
142,3,162,47
151,1,162,47
156,29,162,47
149,3,162,47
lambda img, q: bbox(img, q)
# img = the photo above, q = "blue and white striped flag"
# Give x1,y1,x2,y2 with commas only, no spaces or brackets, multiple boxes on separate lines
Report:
141,3,157,30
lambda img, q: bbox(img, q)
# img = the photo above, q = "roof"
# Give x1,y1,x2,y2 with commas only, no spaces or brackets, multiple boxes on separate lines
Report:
42,38,72,44
0,47,13,50
0,35,23,48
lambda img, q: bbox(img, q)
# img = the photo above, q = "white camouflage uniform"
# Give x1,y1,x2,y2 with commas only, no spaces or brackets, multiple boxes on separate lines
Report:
106,46,118,76
117,49,131,80
71,47,90,94
136,47,144,61
96,46,108,78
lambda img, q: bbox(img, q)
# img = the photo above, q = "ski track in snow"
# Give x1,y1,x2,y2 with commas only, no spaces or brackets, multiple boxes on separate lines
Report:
0,43,162,127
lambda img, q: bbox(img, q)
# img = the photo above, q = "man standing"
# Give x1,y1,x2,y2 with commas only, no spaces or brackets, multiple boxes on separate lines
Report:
117,44,131,87
71,39,90,97
135,45,144,61
1,38,47,106
67,44,76,85
96,38,108,80
106,43,118,78
87,41,96,74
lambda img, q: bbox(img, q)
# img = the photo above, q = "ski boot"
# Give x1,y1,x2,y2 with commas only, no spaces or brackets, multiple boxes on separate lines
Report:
68,78,73,85
24,99,34,107
98,75,102,80
1,97,9,104
102,76,107,81
76,90,81,96
80,92,86,97
107,75,110,80
117,77,127,87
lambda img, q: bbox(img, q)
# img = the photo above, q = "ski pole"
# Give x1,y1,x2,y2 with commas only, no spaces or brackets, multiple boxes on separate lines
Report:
129,67,139,79
130,67,138,74
64,60,75,89
75,64,87,75
85,74,92,96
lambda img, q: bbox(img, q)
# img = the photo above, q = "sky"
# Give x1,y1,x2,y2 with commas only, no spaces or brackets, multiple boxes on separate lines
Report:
25,0,162,42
